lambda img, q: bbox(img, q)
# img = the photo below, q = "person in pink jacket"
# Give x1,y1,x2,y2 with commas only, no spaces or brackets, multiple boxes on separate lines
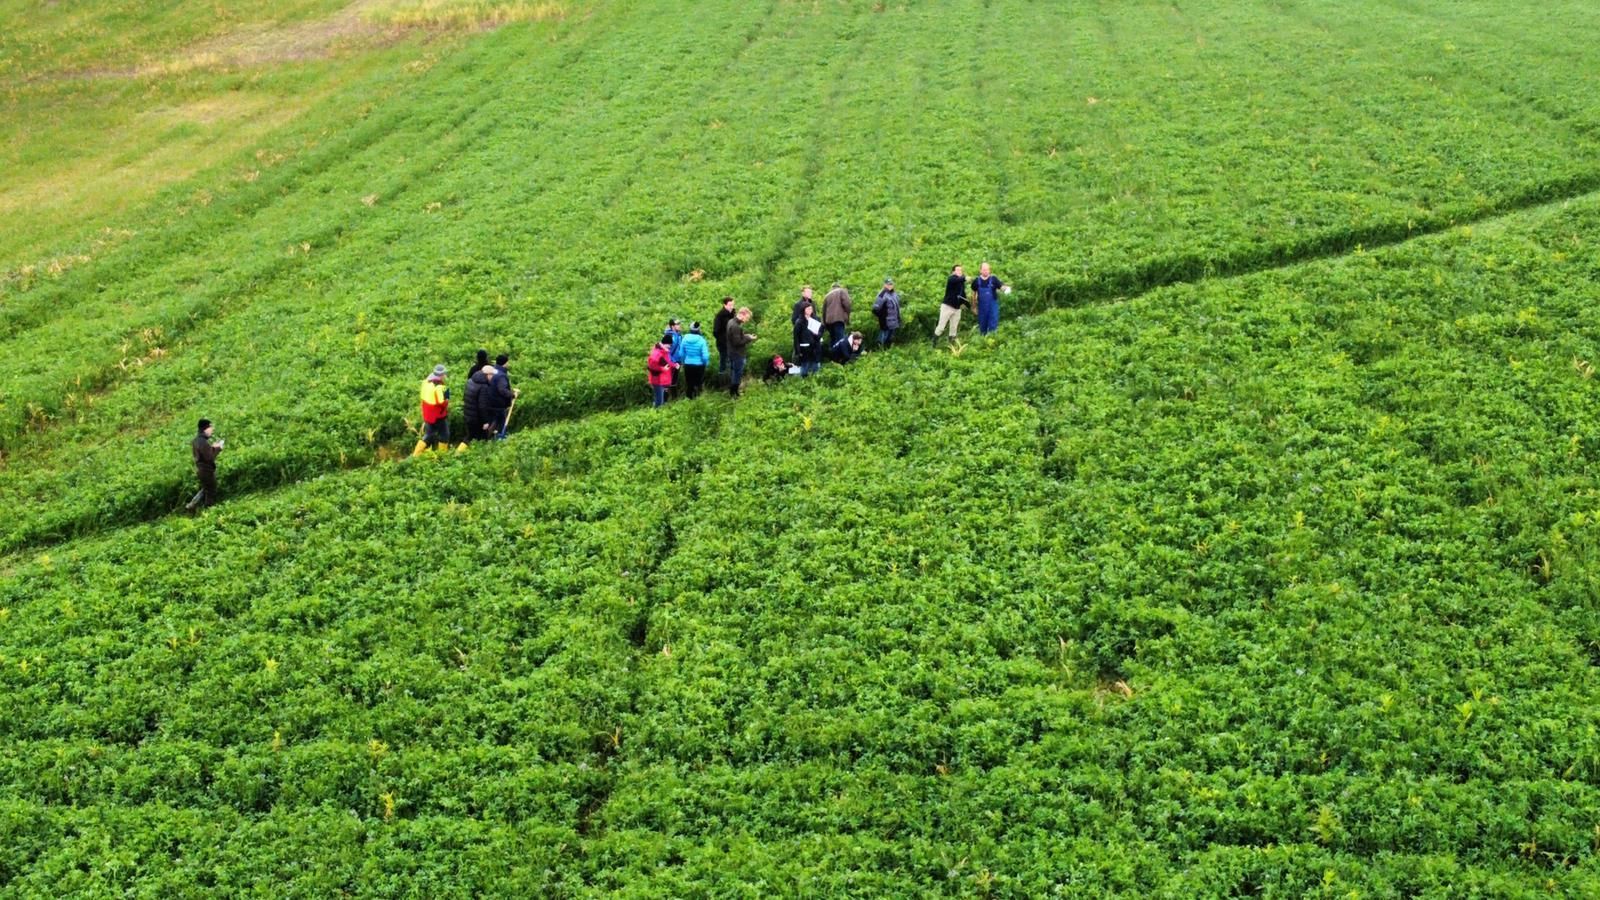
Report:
646,334,677,408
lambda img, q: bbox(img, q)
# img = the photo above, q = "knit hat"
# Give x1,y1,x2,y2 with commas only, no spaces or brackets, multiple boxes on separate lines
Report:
197,418,211,433
689,321,702,333
431,364,447,377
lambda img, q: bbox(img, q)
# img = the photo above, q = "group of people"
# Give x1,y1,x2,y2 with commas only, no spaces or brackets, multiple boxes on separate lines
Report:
418,350,521,451
187,264,1010,510
648,263,1010,403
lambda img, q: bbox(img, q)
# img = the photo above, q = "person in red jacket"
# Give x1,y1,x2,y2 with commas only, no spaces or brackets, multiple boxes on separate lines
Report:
646,335,676,408
418,364,450,450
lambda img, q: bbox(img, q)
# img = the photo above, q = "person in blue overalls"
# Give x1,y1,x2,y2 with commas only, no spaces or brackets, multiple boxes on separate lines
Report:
971,262,1006,336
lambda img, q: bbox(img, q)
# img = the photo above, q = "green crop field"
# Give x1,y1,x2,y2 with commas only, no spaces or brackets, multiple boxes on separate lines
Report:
3,0,1600,894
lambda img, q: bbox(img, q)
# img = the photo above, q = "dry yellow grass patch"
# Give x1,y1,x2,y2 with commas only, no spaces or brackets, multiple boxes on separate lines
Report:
0,92,307,273
367,1,571,29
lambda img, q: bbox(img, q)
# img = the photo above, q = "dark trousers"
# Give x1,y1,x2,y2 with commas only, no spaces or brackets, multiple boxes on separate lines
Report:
728,357,747,396
188,471,218,510
423,419,450,449
684,364,706,398
716,341,728,373
877,326,897,347
826,321,847,347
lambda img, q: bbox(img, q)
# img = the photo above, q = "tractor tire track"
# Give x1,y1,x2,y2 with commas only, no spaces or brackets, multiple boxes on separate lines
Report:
575,402,723,842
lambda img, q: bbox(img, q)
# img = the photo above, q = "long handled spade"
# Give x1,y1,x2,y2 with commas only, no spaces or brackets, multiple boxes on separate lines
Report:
498,395,518,439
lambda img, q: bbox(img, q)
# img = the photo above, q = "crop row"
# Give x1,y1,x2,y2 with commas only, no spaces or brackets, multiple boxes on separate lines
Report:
5,769,1597,895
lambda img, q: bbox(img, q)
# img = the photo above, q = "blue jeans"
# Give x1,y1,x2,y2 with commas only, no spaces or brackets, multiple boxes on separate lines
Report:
977,299,999,335
651,384,667,407
826,321,847,347
877,326,897,347
729,357,747,394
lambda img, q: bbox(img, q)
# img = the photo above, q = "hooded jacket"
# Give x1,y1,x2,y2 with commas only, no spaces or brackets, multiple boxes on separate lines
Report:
486,367,514,413
679,332,711,366
647,344,675,387
464,368,492,423
872,289,903,329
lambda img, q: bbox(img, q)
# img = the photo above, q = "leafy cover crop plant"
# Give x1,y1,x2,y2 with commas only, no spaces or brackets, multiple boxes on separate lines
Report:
3,0,1600,894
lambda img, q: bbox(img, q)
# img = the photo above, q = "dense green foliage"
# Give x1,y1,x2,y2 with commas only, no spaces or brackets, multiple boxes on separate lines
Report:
3,0,1600,894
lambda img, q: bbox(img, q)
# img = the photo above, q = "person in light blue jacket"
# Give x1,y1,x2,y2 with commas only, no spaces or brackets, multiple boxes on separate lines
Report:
678,322,711,398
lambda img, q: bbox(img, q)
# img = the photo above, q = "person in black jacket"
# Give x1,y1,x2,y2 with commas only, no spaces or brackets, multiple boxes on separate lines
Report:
186,418,224,511
932,264,968,347
790,284,815,357
487,354,518,439
462,349,489,441
712,296,737,376
792,300,823,376
831,331,864,364
464,365,495,442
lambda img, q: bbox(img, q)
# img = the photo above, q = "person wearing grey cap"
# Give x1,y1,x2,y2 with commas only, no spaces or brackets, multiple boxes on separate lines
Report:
871,277,902,349
418,364,450,451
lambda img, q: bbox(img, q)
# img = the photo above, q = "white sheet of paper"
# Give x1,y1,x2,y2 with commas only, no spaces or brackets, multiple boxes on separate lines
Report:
807,319,822,335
